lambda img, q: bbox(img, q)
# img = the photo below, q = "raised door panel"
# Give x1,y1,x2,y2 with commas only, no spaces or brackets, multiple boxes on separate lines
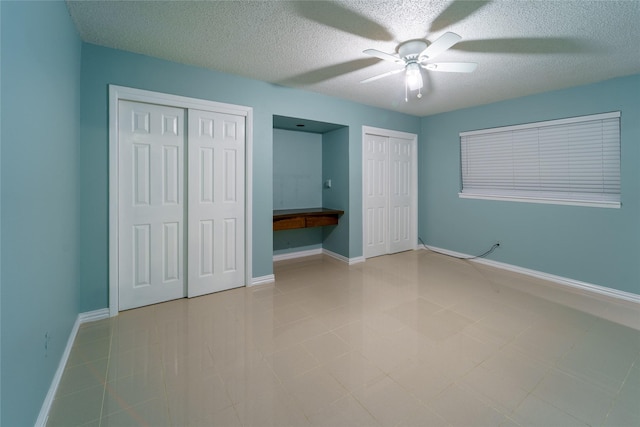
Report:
223,218,237,272
163,222,180,282
133,224,151,287
163,146,180,205
199,220,214,277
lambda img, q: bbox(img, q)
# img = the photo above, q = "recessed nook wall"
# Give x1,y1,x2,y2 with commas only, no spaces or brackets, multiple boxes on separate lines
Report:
272,116,348,258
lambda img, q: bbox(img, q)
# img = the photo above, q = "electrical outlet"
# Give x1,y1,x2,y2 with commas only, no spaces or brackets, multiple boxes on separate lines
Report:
44,332,51,358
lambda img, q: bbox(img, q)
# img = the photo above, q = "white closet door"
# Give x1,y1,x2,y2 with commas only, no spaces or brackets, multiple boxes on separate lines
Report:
389,137,413,254
118,100,186,310
188,109,245,297
364,133,388,258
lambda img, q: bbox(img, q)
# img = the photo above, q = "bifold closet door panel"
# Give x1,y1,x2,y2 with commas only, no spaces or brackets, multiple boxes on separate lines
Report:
389,137,413,254
188,109,246,297
364,133,389,259
118,100,186,310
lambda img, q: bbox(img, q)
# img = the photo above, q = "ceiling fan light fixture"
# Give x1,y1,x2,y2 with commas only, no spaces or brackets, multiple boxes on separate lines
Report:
406,62,423,91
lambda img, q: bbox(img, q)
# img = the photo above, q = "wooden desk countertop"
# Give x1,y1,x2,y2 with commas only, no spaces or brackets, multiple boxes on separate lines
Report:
273,208,344,231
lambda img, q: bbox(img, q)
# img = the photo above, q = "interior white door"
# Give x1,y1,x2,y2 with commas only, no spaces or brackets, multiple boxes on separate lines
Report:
118,100,186,310
364,133,388,258
389,137,413,253
188,109,245,297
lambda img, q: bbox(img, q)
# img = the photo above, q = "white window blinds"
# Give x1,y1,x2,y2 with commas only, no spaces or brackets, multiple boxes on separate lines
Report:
459,112,621,208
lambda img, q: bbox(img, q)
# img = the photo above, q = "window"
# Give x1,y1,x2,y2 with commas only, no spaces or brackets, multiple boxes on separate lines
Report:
459,112,620,208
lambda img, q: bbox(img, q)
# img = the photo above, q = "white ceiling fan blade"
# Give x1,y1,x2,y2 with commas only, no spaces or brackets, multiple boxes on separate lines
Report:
360,67,405,83
363,49,402,63
424,62,477,73
420,32,462,60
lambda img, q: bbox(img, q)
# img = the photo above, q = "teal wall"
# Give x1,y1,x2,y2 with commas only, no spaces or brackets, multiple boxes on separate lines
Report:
0,1,82,425
79,43,421,311
273,227,323,256
0,3,3,422
420,74,640,295
273,128,323,255
0,4,3,425
273,129,323,209
322,127,350,256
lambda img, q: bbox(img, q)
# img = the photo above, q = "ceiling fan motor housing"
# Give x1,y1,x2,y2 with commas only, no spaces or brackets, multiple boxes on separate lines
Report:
398,40,429,60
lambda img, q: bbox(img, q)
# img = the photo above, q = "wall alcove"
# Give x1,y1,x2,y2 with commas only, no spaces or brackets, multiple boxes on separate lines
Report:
272,115,349,260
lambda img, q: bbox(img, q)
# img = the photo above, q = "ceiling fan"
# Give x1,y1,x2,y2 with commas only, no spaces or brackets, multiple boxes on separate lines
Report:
361,32,477,101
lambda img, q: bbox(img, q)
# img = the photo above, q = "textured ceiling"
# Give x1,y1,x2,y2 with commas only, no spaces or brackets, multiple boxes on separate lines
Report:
66,0,640,117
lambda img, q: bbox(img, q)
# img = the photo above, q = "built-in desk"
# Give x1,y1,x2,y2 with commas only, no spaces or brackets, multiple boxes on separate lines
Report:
273,208,344,231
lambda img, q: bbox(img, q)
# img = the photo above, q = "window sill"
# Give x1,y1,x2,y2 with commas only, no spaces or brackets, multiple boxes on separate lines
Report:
458,192,621,209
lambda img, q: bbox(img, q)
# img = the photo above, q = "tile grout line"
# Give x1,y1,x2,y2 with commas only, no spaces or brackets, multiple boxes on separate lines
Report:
95,321,114,427
157,316,176,427
602,356,639,426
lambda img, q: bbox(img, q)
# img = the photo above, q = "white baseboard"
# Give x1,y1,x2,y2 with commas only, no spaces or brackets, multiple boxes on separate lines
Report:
78,308,110,323
250,274,275,287
323,249,365,265
273,248,323,262
423,245,640,304
348,256,366,265
36,308,110,427
271,248,364,265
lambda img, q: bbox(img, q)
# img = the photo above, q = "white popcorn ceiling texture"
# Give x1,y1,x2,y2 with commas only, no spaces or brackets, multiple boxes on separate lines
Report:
66,0,640,116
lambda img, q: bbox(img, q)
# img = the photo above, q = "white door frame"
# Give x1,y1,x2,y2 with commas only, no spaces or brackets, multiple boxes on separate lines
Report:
109,85,253,316
362,126,418,259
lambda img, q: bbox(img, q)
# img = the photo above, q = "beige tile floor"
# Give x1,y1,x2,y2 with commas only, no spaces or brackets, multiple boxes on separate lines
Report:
47,250,640,427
